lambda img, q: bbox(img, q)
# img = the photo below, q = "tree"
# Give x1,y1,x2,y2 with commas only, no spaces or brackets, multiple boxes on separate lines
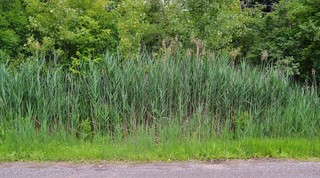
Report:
184,0,243,51
0,0,27,59
234,0,320,84
24,0,117,64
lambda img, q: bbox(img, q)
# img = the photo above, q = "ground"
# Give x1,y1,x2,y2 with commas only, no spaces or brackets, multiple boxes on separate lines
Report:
0,159,319,178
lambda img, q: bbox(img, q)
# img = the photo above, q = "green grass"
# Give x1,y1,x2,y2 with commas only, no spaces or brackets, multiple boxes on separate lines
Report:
0,137,319,162
0,52,319,161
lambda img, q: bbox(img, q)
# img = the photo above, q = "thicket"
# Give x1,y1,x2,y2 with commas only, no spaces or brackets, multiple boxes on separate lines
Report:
235,0,320,84
1,0,319,84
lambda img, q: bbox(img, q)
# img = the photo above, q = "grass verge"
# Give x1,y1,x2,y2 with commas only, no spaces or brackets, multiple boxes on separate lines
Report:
0,138,319,162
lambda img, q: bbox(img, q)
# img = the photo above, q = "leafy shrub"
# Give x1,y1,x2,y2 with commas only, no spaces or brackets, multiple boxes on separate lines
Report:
234,0,320,84
0,0,27,57
24,0,117,63
79,118,93,141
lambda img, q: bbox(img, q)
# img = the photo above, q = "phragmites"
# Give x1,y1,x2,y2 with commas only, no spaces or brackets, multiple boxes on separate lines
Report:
229,48,240,67
161,37,182,61
186,48,192,57
190,35,205,59
160,35,208,60
261,50,269,62
312,68,317,88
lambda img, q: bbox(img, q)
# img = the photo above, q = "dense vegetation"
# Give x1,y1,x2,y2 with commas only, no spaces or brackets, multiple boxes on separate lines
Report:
2,52,320,138
1,0,319,83
0,0,320,161
0,54,319,161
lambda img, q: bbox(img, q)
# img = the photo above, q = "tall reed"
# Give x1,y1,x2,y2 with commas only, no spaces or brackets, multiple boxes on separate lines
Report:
0,53,319,145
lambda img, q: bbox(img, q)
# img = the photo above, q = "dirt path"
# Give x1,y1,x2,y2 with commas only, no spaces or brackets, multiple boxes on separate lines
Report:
0,159,319,178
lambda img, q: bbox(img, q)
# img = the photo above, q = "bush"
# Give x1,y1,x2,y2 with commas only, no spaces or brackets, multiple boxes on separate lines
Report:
0,0,28,57
234,0,320,84
24,0,118,63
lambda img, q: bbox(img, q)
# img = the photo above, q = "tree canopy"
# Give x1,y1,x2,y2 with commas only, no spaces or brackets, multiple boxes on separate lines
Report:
0,0,319,84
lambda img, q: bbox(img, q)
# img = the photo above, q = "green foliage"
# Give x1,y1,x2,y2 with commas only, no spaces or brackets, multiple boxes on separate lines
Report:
234,111,252,139
234,0,320,83
116,0,244,58
24,0,117,63
0,0,320,84
79,118,93,141
185,0,242,50
117,0,154,59
0,0,28,57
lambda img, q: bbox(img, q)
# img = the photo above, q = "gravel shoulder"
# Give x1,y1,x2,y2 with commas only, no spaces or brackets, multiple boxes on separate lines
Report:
0,159,320,178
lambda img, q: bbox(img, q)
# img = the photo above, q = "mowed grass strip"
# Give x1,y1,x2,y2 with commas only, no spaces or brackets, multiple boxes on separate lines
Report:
0,138,319,162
